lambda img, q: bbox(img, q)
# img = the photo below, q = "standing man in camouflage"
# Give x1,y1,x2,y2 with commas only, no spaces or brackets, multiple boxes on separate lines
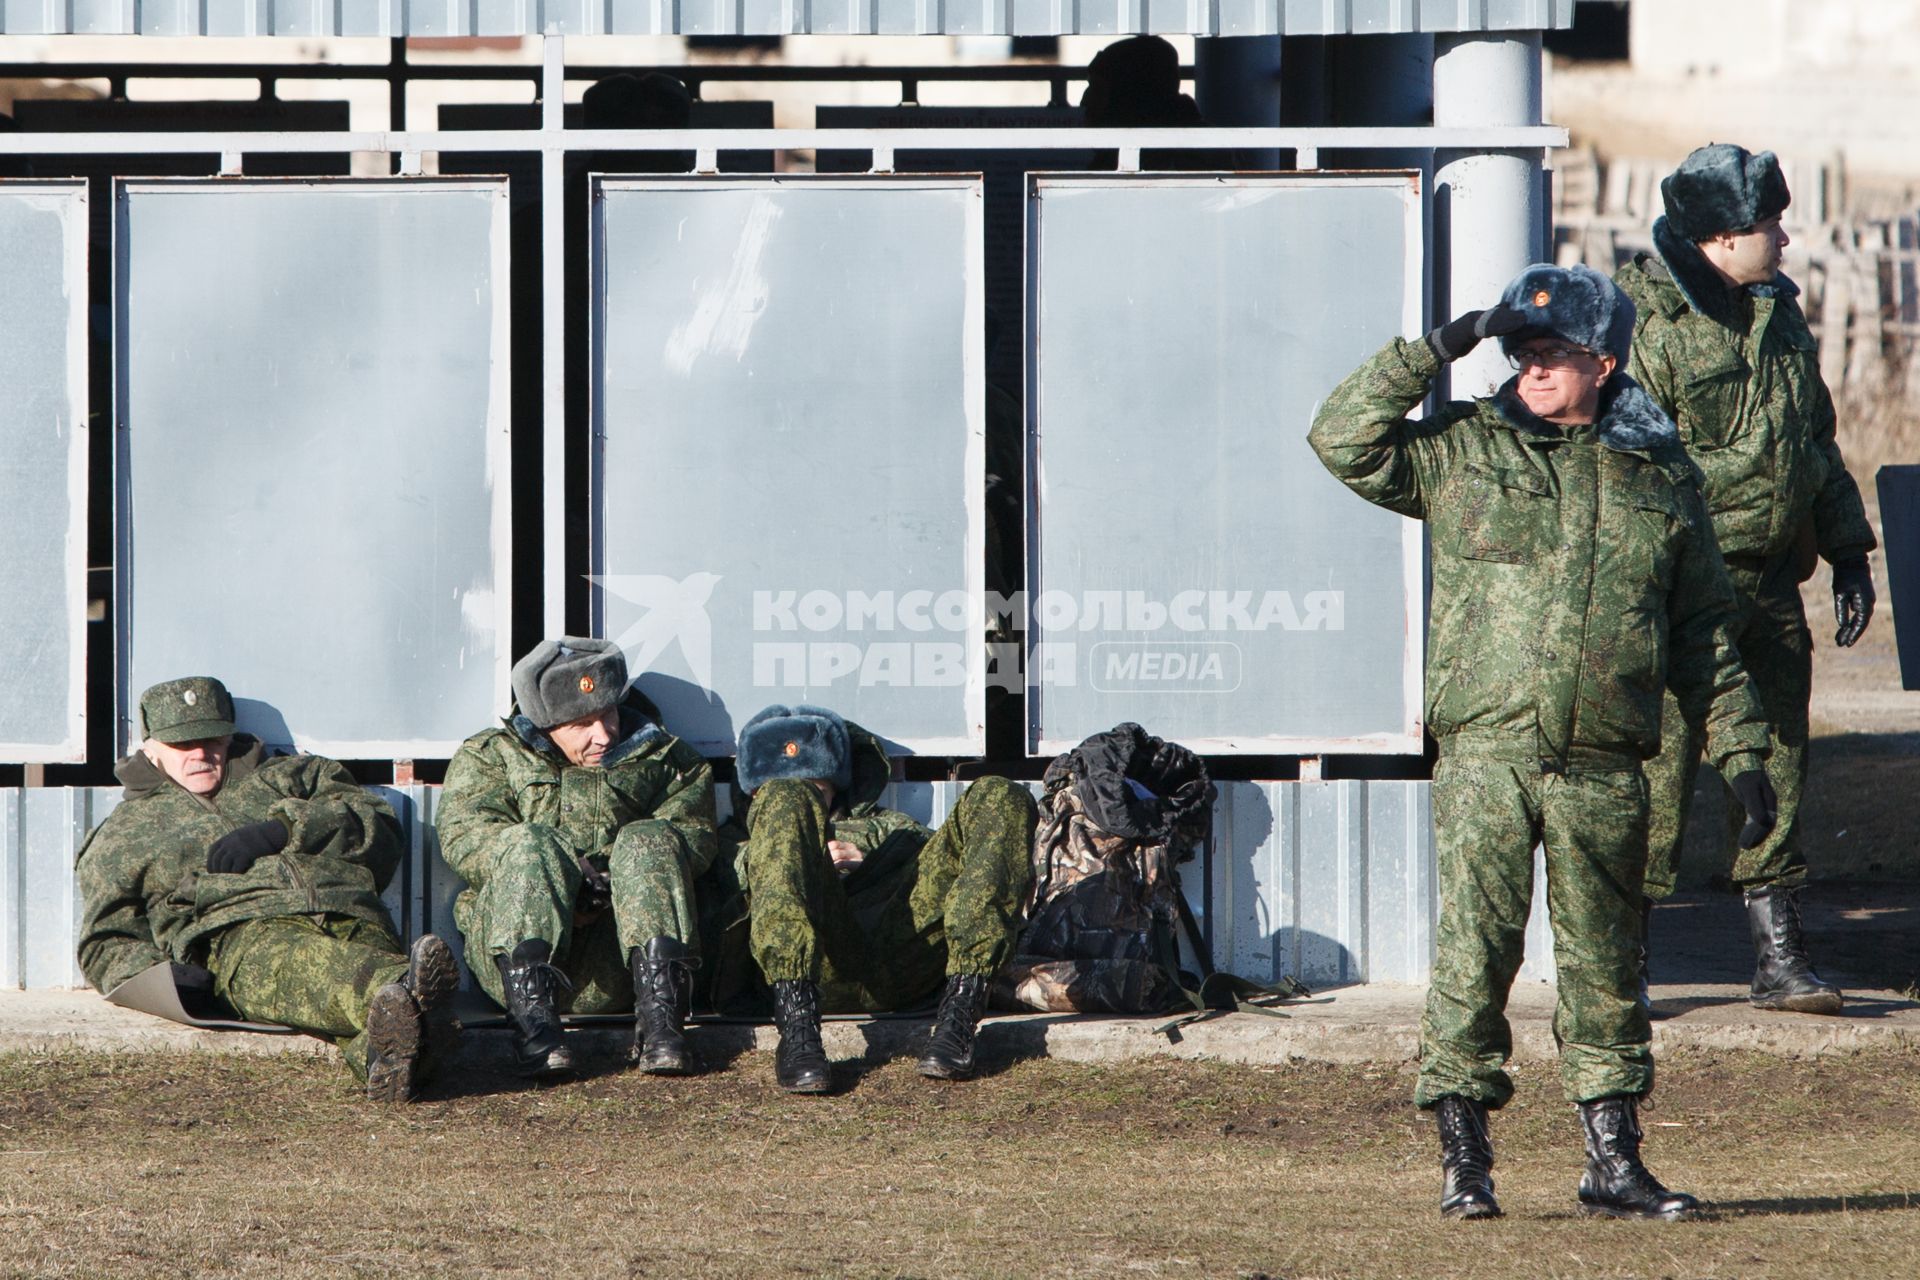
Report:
1616,143,1878,1015
437,637,716,1078
718,704,1035,1093
76,677,459,1103
1310,264,1776,1220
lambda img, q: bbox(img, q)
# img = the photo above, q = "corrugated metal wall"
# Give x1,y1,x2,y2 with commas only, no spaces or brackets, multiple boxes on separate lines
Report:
0,0,1572,37
2,779,1556,992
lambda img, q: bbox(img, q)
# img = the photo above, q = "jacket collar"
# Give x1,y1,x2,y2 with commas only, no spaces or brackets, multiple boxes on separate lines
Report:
509,689,668,768
1490,373,1678,458
115,735,266,802
1651,214,1801,330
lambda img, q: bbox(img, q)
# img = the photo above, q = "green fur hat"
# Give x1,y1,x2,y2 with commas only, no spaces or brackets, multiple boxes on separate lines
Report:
1496,263,1636,362
735,704,853,794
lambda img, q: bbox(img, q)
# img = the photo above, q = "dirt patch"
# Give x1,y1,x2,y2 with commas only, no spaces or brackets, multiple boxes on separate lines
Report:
3,1049,1918,1279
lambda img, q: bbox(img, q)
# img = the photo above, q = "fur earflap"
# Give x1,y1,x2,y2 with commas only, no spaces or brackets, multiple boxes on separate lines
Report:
1661,143,1790,241
1497,263,1636,363
735,704,853,795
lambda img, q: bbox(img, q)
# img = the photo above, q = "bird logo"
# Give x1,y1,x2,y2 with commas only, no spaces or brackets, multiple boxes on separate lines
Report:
590,572,724,697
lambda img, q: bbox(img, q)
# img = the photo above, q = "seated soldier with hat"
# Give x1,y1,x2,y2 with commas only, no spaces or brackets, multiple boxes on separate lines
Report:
436,637,717,1078
717,704,1037,1093
76,677,459,1103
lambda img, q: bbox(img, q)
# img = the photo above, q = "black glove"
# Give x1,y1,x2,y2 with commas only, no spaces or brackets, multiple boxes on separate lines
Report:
1427,304,1528,363
1730,770,1779,851
576,855,613,917
170,962,223,1019
1831,556,1875,648
206,819,290,874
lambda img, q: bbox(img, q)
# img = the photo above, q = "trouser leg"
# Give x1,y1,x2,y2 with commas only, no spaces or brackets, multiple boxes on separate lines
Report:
1641,689,1703,903
455,826,578,1008
741,779,873,1000
610,819,703,954
1540,768,1655,1103
905,776,1036,982
204,914,408,1080
1723,576,1812,892
1415,756,1538,1111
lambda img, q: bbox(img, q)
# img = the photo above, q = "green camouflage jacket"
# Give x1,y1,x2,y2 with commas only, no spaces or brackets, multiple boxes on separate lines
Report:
436,688,718,889
1615,224,1877,567
76,738,403,994
1308,337,1770,773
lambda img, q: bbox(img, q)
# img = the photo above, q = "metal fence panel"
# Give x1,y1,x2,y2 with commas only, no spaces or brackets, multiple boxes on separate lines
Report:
592,175,986,757
0,181,88,764
0,0,1574,36
115,178,513,760
1026,173,1425,755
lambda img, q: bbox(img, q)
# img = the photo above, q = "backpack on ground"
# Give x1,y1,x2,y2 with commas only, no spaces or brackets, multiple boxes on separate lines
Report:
993,722,1309,1019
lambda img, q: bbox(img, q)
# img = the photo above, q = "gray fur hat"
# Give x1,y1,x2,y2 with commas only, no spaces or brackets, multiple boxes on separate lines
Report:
511,636,627,730
1496,262,1636,363
735,704,853,794
1661,143,1790,241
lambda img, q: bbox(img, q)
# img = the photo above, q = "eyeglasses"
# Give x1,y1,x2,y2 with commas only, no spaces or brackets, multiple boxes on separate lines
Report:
1508,345,1597,370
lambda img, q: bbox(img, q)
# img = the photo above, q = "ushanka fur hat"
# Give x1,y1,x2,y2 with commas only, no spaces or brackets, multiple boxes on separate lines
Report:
511,636,627,730
1660,143,1791,241
1496,262,1636,363
735,704,853,794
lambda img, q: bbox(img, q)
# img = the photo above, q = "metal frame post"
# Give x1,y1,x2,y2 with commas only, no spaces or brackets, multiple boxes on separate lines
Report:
541,32,568,639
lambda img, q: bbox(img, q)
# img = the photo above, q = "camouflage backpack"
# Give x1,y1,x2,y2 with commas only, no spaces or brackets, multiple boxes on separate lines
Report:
994,723,1308,1017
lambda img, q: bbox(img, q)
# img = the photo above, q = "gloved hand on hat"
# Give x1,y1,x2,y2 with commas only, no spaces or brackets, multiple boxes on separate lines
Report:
1427,304,1529,363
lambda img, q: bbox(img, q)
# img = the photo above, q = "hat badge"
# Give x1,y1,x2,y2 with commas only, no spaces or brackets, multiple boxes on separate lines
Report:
784,741,799,757
182,689,198,706
1532,289,1552,307
578,675,595,694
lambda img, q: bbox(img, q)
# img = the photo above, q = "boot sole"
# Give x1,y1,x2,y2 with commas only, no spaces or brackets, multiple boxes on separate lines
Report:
364,981,424,1104
1578,1200,1699,1222
1751,991,1844,1016
637,1050,698,1076
915,1054,975,1081
777,1070,834,1094
1440,1202,1502,1221
405,936,462,1084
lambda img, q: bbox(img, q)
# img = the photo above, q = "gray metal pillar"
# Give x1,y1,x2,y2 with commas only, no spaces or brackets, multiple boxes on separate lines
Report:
1195,36,1281,169
1432,32,1544,398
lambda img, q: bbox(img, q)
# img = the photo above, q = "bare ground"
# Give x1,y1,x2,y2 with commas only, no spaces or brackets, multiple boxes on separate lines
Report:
3,1048,1919,1280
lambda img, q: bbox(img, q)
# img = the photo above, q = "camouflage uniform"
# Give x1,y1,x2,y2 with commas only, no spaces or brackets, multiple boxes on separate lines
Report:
1617,236,1877,898
716,723,1036,1014
76,739,409,1079
436,689,717,1013
1309,336,1770,1106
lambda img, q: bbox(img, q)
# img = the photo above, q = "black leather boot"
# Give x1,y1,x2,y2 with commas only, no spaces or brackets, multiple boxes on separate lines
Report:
630,937,699,1076
1746,885,1843,1014
494,939,576,1078
365,933,461,1104
1577,1095,1699,1220
916,974,991,1081
770,979,832,1094
1433,1096,1501,1219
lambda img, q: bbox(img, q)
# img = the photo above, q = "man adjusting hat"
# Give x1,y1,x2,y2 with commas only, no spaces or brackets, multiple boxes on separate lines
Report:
1310,262,1776,1220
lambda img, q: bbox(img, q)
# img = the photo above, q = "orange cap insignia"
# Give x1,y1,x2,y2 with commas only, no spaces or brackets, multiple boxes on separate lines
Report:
784,741,799,757
1532,289,1551,306
578,675,595,694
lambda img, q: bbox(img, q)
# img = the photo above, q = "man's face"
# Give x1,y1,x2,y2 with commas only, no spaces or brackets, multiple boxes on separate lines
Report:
1701,214,1788,287
144,735,233,796
549,707,618,768
1511,339,1617,425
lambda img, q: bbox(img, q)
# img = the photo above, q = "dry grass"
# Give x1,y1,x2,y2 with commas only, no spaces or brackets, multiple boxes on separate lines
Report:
3,1047,1919,1279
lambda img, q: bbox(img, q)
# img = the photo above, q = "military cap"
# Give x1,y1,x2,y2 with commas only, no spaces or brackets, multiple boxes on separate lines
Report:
736,704,853,794
511,636,627,730
1661,143,1791,241
139,676,238,745
1497,263,1636,364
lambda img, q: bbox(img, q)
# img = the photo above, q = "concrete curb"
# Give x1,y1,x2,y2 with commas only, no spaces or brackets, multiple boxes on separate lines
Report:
5,982,1917,1070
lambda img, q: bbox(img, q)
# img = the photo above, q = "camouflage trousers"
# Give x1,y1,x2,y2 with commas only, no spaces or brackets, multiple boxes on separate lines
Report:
203,912,408,1081
454,820,702,1014
740,776,1036,1013
1645,553,1811,899
1416,746,1653,1109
